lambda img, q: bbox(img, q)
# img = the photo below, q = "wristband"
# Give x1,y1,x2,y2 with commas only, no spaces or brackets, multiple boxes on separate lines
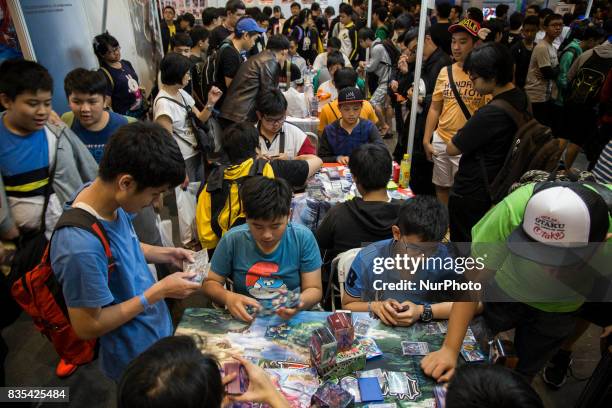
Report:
139,293,153,312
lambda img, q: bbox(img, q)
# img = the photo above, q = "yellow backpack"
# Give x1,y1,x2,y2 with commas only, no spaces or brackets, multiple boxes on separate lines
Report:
196,158,274,249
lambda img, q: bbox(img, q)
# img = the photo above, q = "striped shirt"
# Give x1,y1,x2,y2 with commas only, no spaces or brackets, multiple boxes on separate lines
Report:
593,140,612,184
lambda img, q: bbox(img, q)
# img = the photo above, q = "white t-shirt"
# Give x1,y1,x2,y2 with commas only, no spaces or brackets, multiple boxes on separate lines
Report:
257,122,309,159
154,89,198,160
312,52,352,71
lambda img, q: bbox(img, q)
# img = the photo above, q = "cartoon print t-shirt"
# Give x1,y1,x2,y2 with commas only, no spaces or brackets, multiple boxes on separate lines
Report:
210,223,322,301
101,60,143,115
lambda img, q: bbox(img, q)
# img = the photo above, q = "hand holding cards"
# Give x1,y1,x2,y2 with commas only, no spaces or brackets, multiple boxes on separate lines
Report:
223,362,249,395
182,250,209,284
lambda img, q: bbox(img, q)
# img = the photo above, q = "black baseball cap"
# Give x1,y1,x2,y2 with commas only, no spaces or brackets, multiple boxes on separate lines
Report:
338,87,365,105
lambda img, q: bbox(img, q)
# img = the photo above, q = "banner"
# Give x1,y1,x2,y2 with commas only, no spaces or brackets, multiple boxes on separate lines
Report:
0,0,23,63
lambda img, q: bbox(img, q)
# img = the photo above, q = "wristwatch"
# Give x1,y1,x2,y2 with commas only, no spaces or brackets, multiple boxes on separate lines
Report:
420,303,433,322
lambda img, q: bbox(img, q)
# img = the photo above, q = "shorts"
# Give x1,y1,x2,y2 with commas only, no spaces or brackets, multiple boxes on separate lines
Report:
432,131,461,188
370,83,388,107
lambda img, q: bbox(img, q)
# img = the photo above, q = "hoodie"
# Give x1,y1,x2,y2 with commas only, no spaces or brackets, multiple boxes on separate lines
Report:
315,197,403,261
567,40,612,83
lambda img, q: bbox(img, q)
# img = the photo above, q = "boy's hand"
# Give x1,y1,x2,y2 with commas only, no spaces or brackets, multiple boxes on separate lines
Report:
421,345,458,383
276,301,304,320
371,300,399,326
424,142,435,162
166,247,195,269
226,292,261,323
158,272,202,299
229,355,289,408
395,300,423,326
221,371,238,407
337,155,349,165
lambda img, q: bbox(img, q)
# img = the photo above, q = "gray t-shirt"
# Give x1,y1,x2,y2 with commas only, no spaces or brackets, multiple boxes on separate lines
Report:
525,40,559,103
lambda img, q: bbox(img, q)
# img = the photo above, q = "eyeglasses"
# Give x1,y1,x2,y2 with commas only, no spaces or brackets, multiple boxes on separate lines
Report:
263,115,285,125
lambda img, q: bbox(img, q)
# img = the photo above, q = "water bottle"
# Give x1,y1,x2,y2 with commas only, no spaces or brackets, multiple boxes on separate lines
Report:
399,154,411,188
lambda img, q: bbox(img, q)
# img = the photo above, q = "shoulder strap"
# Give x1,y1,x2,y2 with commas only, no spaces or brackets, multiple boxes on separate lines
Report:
100,67,114,90
39,132,60,233
249,158,270,176
156,95,188,111
488,99,527,128
447,65,471,121
279,129,286,154
53,208,115,273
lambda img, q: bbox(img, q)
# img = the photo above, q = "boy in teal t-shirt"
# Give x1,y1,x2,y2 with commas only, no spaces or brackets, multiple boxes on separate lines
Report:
204,177,323,322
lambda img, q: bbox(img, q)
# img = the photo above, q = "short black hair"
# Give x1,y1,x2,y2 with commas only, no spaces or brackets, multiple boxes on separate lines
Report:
178,13,195,28
464,43,514,85
99,122,185,190
171,32,193,48
353,0,365,7
327,50,345,69
527,4,541,14
190,26,209,46
374,7,388,22
446,365,544,408
451,5,463,16
327,37,342,50
539,8,554,20
397,195,448,241
226,0,246,14
241,176,292,221
160,52,192,85
0,59,53,100
202,7,219,25
256,88,287,116
266,34,290,51
222,122,259,163
349,144,392,192
523,15,540,28
93,32,119,62
436,2,452,19
333,67,358,90
358,27,376,42
262,6,272,17
402,28,422,46
163,5,175,15
295,9,312,26
495,4,509,18
325,6,335,16
118,336,223,408
290,2,301,10
544,13,563,26
339,3,354,17
509,12,524,30
311,3,321,13
64,68,107,98
467,7,484,24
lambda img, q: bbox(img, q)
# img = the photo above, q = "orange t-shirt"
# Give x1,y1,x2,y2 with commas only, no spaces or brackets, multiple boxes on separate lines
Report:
432,63,489,142
318,99,379,134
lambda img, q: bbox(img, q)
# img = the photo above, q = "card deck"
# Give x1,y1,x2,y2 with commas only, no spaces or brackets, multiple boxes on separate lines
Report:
358,368,387,389
401,341,430,356
224,362,248,395
386,371,409,395
353,319,371,337
183,250,209,283
358,377,384,402
460,342,486,363
251,288,301,317
340,376,361,403
358,338,383,360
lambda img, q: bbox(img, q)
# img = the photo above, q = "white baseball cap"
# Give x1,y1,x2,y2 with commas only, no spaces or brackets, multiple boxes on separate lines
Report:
507,185,609,266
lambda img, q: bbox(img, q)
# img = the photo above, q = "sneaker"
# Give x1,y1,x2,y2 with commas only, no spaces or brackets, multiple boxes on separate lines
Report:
542,349,572,389
55,359,78,378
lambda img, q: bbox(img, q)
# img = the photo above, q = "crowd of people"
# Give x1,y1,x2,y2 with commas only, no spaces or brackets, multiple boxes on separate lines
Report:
1,0,611,407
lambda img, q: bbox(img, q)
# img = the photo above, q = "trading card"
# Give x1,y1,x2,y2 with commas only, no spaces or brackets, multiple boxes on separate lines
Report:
437,321,448,334
353,319,371,337
183,250,209,283
433,385,447,408
224,362,248,395
367,404,397,408
460,346,486,363
358,368,387,389
401,341,430,356
386,371,409,395
358,338,383,360
424,323,443,335
340,376,362,403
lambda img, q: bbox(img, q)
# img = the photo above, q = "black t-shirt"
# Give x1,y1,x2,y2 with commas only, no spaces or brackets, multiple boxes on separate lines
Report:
210,25,232,50
430,22,452,55
215,43,241,108
510,41,533,88
315,198,403,262
270,160,309,187
451,87,529,200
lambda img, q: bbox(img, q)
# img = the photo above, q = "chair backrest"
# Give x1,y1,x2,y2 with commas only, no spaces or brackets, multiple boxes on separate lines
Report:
305,131,319,155
330,248,361,310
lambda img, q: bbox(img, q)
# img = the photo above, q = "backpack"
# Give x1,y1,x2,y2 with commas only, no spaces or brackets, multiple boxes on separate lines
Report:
381,39,400,67
566,51,612,106
192,40,232,108
196,158,274,249
367,40,399,93
479,99,564,204
10,208,115,365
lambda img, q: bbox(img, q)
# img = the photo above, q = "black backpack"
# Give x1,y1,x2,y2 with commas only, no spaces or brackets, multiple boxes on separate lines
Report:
566,51,612,106
192,39,232,107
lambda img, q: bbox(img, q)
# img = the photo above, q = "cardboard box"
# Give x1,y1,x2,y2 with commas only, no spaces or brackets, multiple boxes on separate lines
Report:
327,312,354,352
310,327,337,367
314,343,367,380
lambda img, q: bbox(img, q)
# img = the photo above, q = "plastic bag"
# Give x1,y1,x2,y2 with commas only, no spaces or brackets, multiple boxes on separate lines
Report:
175,182,199,245
283,87,309,118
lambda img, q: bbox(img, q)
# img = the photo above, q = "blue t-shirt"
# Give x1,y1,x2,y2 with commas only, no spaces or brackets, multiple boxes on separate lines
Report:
50,190,173,381
0,119,48,182
345,239,457,304
211,223,322,301
71,112,129,163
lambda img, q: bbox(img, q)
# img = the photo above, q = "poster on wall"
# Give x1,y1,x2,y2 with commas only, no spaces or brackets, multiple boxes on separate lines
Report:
160,0,206,17
555,2,575,15
0,0,23,62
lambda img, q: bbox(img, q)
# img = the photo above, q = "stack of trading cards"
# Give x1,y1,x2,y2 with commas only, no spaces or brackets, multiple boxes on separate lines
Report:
401,341,430,356
182,250,209,284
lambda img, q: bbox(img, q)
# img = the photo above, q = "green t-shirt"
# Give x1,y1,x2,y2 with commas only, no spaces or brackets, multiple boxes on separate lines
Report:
375,25,390,41
471,183,611,313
